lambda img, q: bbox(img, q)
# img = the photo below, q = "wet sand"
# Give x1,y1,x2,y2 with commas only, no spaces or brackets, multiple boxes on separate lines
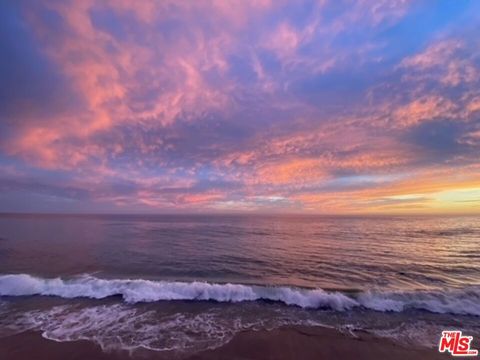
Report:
0,331,131,360
191,326,448,360
0,326,448,360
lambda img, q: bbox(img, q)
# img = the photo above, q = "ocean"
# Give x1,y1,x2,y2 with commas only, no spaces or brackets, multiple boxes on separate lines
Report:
0,214,479,356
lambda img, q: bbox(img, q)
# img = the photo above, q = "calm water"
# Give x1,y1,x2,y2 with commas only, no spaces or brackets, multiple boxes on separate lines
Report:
0,214,479,355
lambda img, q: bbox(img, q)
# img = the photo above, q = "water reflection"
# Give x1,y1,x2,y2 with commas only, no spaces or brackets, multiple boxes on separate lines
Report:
0,214,479,291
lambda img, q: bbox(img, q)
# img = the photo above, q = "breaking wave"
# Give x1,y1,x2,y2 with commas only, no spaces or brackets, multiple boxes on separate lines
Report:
1,274,479,316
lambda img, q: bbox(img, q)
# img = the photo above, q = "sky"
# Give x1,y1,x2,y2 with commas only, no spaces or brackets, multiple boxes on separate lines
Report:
0,0,480,214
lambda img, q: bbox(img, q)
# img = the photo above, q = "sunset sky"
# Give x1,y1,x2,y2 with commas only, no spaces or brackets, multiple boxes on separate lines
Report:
1,0,480,214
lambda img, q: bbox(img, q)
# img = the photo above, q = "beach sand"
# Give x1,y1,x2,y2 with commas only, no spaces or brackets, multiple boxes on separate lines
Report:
0,326,448,360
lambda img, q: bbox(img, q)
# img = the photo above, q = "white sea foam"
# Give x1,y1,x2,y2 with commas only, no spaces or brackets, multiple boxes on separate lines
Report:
371,321,448,348
1,274,480,315
0,303,260,353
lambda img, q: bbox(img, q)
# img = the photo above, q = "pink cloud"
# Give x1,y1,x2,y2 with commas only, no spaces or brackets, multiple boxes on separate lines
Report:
400,40,480,86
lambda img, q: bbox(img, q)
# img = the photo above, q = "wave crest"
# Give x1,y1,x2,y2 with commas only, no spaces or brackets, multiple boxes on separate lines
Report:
0,274,355,310
1,274,479,315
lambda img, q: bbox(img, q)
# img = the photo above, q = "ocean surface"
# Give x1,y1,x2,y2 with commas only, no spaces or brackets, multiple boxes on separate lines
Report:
0,214,479,356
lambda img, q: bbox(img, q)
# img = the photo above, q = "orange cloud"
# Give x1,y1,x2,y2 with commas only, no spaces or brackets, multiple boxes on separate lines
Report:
391,96,457,127
293,164,480,214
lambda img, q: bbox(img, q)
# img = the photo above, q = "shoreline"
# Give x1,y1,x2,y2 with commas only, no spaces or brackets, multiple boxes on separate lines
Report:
0,325,448,360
